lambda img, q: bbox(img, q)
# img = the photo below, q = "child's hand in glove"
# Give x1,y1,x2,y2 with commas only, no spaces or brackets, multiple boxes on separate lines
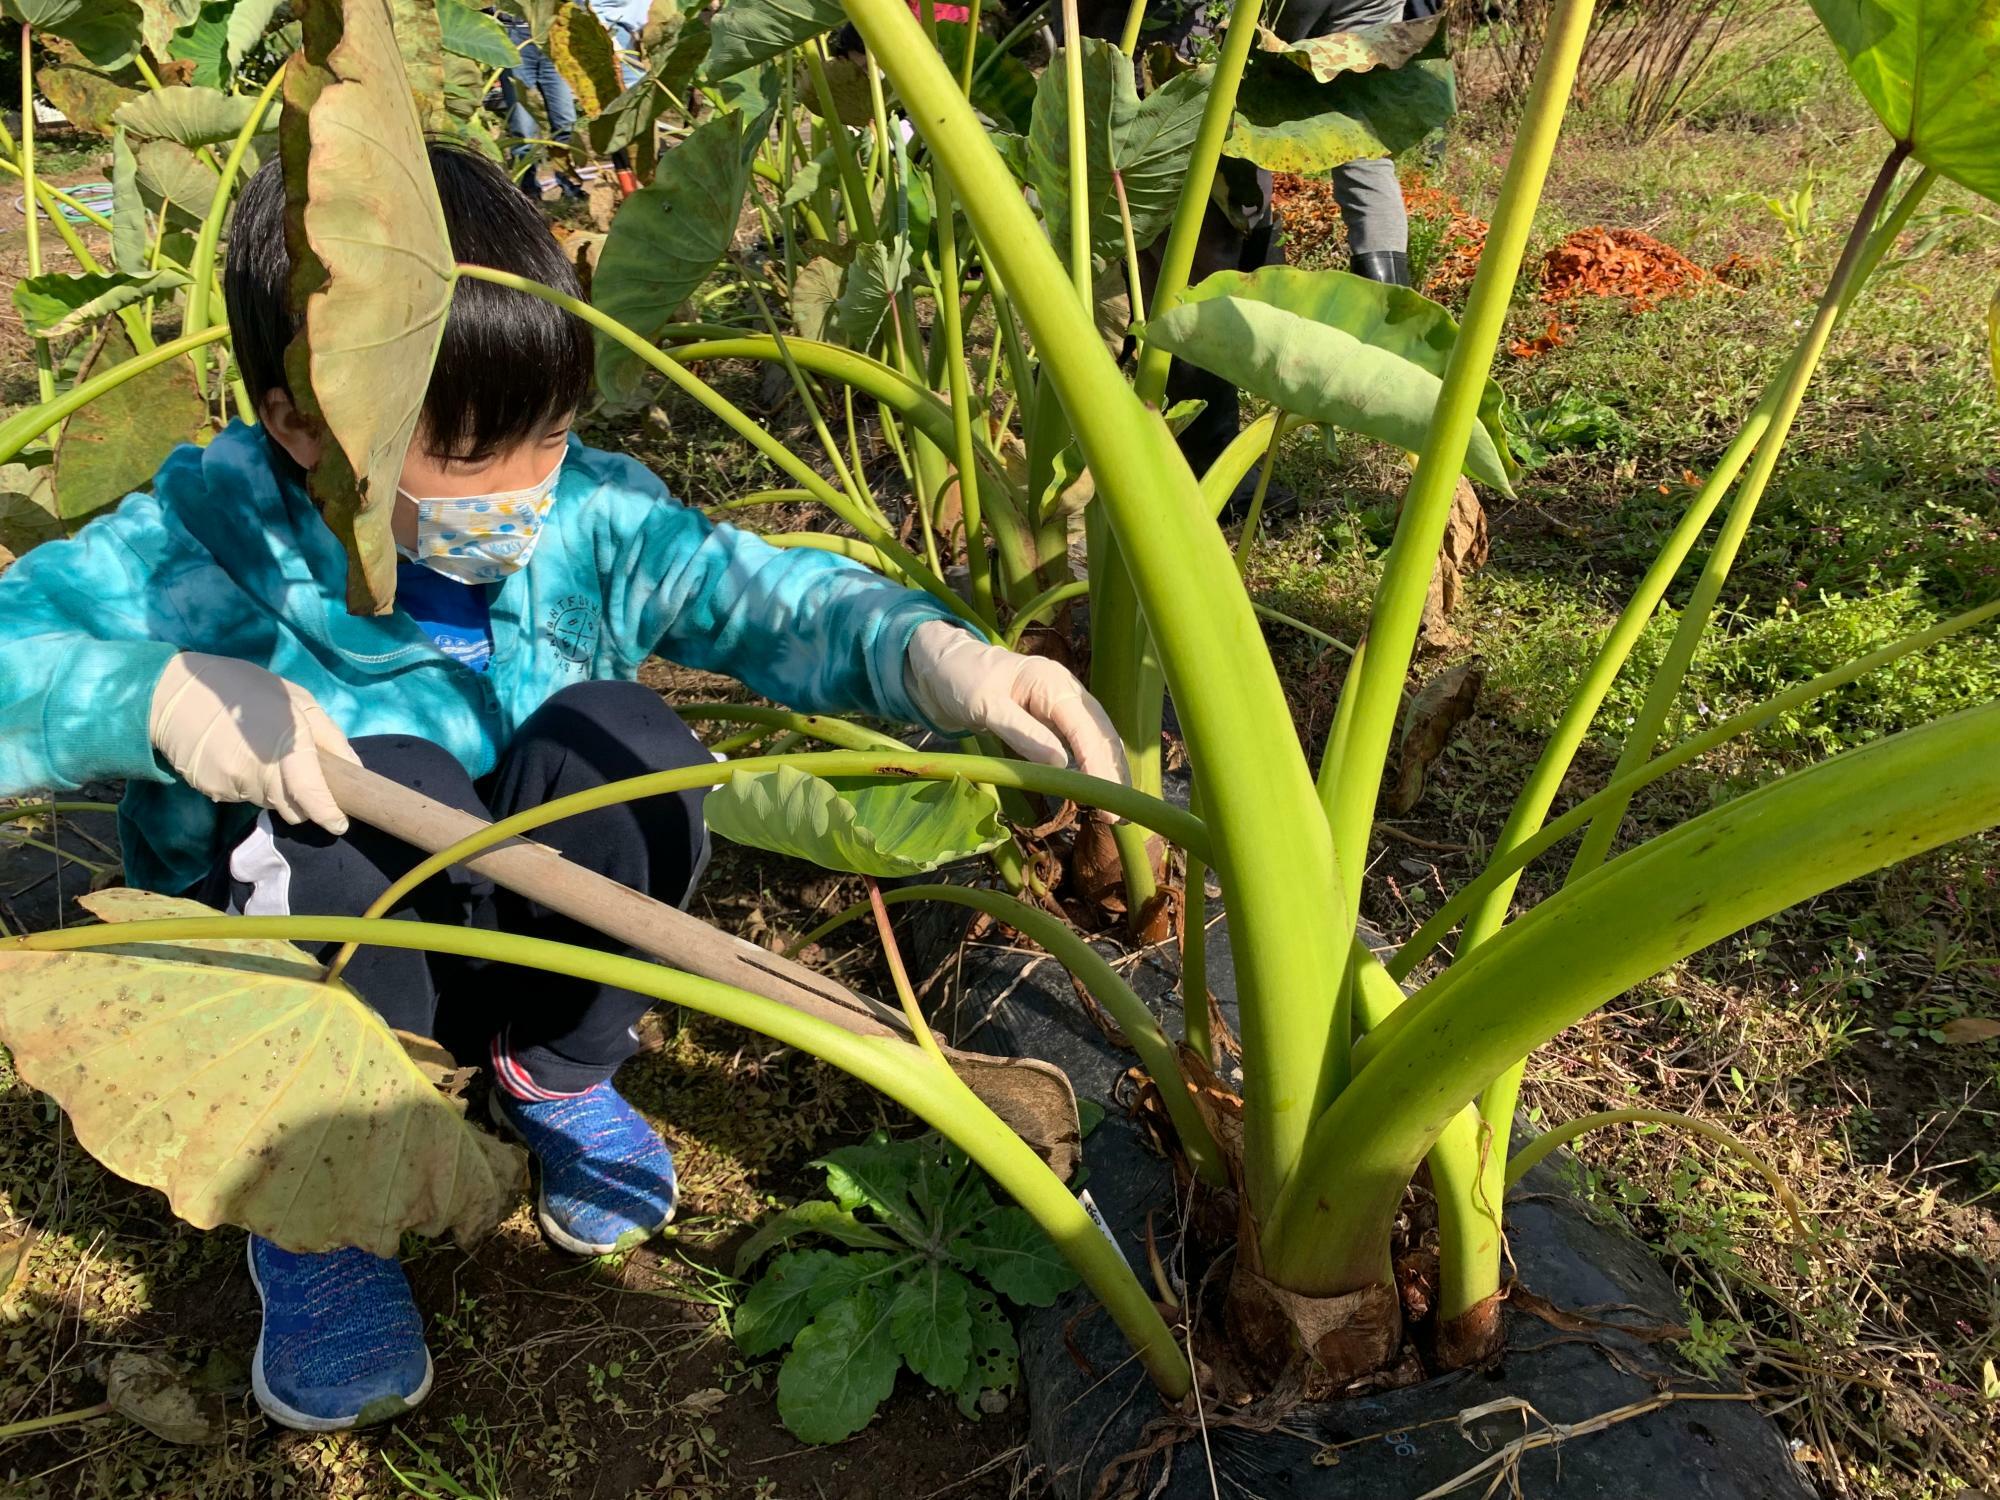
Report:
903,621,1130,791
149,652,360,836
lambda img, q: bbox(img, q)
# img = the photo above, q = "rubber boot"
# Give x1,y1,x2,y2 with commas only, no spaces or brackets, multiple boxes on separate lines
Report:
1351,249,1411,287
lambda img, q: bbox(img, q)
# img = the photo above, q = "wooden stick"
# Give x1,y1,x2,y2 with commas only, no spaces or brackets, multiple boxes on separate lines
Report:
321,757,1082,1174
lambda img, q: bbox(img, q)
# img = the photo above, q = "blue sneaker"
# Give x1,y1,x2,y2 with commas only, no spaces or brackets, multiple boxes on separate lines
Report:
489,1083,678,1256
246,1238,433,1432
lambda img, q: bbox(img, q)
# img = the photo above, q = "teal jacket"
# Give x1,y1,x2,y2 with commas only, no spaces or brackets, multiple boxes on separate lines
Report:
0,421,962,895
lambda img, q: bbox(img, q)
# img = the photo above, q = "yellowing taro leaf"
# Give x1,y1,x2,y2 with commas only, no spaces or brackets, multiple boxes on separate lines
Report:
548,3,622,116
1808,0,2000,205
280,0,456,615
0,891,523,1256
1256,16,1443,82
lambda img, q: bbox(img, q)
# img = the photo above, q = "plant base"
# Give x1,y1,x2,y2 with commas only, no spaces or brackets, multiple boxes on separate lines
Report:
910,878,1815,1500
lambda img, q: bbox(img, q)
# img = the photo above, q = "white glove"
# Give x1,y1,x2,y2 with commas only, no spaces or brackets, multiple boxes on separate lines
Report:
148,652,360,836
904,621,1130,789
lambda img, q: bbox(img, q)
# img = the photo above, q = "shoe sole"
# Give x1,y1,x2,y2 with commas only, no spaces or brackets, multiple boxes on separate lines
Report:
246,1240,434,1433
486,1090,675,1257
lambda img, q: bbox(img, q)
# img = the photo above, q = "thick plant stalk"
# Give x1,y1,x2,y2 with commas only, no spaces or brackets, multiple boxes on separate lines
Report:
1084,0,1266,923
15,913,1192,1398
847,0,1348,1222
1566,147,1918,876
1385,592,2000,985
670,333,1039,586
338,746,1212,970
1320,0,1597,939
1263,698,2000,1291
1059,0,1090,302
1435,155,1934,1337
931,169,996,620
20,24,53,404
183,64,287,390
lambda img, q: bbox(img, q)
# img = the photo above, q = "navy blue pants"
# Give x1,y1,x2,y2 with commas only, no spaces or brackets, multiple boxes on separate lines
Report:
199,681,711,1095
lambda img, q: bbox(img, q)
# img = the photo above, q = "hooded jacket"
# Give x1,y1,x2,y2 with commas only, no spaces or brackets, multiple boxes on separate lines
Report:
0,421,962,895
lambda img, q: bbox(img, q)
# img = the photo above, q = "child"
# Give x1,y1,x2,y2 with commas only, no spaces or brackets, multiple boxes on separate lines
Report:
0,144,1124,1433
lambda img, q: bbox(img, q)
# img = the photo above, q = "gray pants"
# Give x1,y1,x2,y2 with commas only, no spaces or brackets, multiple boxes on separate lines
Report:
1271,0,1412,256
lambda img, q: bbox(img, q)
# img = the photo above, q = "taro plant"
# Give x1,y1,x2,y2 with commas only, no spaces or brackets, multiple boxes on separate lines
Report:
2,0,1999,1441
731,1129,1074,1442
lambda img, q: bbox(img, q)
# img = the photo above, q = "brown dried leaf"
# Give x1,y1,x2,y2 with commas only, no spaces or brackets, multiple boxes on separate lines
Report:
1389,659,1483,813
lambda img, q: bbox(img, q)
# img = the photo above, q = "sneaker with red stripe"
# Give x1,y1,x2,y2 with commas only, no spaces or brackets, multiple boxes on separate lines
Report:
488,1082,678,1256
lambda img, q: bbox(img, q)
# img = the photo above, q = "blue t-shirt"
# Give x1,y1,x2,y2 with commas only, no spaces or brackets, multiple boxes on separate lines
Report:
395,562,495,673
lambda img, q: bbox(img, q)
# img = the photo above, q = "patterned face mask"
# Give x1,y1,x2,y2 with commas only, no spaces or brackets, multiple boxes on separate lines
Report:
396,451,566,585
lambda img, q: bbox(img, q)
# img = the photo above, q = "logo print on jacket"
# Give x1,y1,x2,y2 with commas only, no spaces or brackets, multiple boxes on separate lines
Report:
545,595,602,667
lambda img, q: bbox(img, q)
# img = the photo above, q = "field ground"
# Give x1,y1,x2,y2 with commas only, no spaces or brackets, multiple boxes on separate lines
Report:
3,9,1998,1498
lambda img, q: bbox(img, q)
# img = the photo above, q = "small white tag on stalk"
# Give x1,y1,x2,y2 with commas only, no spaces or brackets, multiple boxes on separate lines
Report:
1077,1189,1132,1271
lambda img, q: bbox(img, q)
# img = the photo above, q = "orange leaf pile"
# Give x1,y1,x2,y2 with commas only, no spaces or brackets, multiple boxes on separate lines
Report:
1539,226,1714,312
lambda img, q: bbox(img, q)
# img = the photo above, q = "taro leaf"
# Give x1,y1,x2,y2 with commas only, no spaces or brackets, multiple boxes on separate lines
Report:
0,891,525,1255
953,1286,1019,1417
796,51,873,127
711,56,782,119
169,0,229,87
1256,15,1441,82
226,0,285,67
134,137,219,221
105,1352,227,1445
1176,264,1514,482
280,0,457,615
1023,39,1211,260
114,84,263,145
703,765,1007,879
817,1132,925,1233
889,1263,974,1390
937,20,1034,133
703,0,843,80
950,1206,1076,1306
735,1247,847,1354
0,461,64,558
789,254,844,342
438,0,518,66
110,127,148,273
776,1289,901,1443
1140,294,1512,492
780,145,836,208
53,323,207,524
549,2,622,115
592,104,759,402
1226,26,1455,174
132,0,196,59
1807,0,2000,206
0,0,145,68
835,232,911,350
388,0,447,128
14,269,189,337
36,63,141,132
732,1198,898,1277
589,64,673,155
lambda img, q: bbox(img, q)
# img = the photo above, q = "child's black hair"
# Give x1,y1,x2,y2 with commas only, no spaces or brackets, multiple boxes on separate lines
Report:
225,142,592,461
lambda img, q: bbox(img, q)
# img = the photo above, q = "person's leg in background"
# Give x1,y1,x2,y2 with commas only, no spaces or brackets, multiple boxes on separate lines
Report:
195,735,497,1432
1271,0,1417,284
462,680,713,1256
508,40,585,199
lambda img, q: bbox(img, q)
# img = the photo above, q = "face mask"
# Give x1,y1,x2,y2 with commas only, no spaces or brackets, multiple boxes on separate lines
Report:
396,451,566,585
